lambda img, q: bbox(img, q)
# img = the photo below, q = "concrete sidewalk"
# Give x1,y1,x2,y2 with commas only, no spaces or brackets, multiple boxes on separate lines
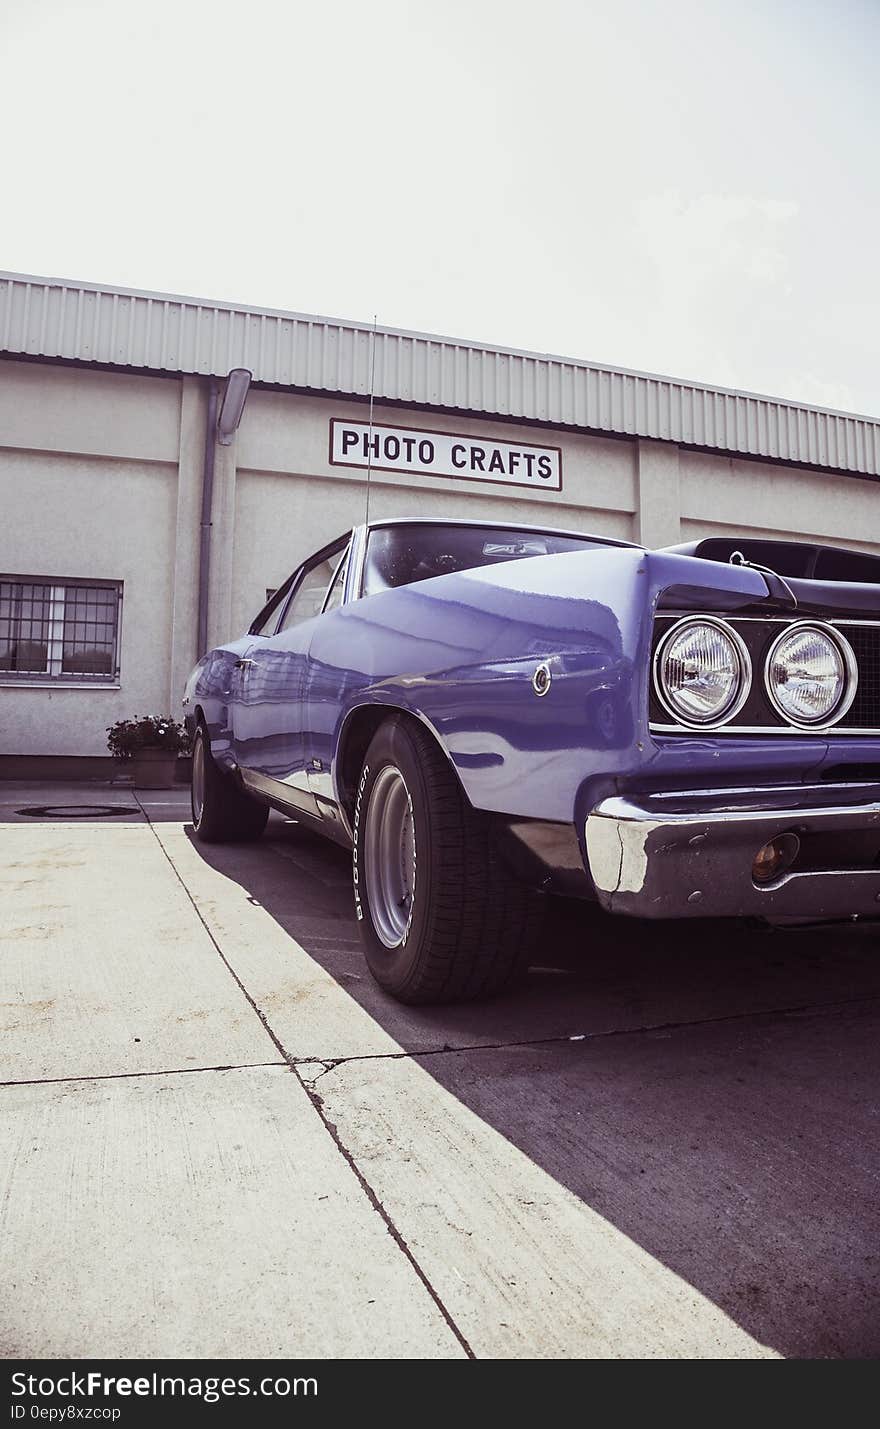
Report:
1,782,878,1357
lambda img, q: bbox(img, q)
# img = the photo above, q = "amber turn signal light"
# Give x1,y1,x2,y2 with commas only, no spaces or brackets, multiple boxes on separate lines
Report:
752,832,801,885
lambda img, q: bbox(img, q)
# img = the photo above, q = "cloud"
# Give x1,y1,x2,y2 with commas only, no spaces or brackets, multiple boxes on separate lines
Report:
627,190,816,398
634,191,800,298
778,372,858,416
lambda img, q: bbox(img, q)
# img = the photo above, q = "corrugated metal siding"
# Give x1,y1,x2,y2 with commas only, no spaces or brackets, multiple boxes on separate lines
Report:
2,271,878,479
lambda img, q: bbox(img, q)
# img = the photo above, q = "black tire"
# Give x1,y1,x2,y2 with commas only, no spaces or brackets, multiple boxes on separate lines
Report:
191,724,269,843
352,715,544,1004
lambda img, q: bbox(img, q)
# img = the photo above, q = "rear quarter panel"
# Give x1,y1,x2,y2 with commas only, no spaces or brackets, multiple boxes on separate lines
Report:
182,637,252,766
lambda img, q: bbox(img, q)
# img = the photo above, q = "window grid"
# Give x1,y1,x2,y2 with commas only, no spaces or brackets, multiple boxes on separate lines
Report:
0,583,51,673
0,578,122,682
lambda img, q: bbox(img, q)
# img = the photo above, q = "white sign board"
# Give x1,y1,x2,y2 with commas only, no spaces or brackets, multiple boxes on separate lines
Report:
330,420,562,491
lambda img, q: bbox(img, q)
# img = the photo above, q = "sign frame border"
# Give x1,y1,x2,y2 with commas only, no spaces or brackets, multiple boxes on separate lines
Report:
328,418,564,493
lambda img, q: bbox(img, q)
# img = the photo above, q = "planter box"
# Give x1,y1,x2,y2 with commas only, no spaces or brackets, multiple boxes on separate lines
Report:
129,749,181,790
0,756,192,783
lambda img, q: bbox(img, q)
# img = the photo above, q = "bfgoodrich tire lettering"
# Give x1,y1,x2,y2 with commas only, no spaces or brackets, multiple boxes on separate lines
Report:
352,715,543,1004
191,724,269,843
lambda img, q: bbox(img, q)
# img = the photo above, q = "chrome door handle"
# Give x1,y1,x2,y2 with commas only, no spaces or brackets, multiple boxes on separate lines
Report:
233,658,255,670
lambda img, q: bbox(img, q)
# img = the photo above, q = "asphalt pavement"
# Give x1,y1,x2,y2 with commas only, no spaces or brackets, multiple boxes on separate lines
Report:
1,780,878,1358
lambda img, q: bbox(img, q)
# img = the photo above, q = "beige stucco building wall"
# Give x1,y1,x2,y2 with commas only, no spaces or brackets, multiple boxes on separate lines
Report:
1,356,878,759
0,362,185,757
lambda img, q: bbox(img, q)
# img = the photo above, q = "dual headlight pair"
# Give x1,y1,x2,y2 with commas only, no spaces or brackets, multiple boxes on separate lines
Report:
654,616,858,729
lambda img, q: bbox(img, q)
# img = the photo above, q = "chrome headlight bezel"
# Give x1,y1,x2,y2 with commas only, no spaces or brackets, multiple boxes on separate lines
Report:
653,616,752,730
763,621,858,729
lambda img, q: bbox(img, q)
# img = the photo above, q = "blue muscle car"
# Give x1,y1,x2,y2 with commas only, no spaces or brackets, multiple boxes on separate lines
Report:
183,517,880,1003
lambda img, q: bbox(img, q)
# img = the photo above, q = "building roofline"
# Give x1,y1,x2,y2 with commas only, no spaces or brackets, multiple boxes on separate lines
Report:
2,267,875,424
2,269,878,478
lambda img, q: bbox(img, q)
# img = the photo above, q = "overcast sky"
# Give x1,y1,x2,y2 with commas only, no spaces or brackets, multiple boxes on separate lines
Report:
3,0,878,417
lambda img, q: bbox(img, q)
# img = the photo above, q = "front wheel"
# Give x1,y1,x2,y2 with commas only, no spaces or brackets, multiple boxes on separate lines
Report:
352,716,543,1003
191,724,269,843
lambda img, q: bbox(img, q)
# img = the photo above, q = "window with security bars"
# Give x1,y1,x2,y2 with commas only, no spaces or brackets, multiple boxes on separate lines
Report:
0,578,122,681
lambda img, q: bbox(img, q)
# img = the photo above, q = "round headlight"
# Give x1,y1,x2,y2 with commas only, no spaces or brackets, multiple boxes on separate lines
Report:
765,624,856,726
655,618,750,726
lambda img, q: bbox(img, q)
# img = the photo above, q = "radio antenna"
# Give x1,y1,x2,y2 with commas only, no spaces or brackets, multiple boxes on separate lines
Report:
365,313,377,528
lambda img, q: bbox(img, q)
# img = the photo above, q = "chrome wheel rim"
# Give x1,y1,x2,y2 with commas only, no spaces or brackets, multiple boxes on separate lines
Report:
363,764,416,948
191,735,205,824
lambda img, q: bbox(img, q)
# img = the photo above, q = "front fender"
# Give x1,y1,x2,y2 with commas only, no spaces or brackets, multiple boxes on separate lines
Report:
311,544,776,825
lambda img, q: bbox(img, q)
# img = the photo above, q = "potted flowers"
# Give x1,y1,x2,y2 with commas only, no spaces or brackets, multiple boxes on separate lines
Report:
106,714,190,789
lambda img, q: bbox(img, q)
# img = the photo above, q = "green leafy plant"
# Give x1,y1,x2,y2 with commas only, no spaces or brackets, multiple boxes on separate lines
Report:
106,714,190,761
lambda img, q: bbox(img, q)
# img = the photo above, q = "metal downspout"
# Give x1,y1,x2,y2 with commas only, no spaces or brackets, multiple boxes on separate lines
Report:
197,379,219,659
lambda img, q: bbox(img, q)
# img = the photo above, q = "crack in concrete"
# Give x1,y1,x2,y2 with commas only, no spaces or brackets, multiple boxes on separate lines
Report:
293,1065,475,1360
276,991,880,1086
293,1059,344,1089
135,796,880,1359
0,1061,288,1090
138,797,475,1360
137,794,295,1069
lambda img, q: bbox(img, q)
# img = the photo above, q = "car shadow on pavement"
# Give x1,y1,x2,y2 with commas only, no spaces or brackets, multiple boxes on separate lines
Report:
187,814,880,1359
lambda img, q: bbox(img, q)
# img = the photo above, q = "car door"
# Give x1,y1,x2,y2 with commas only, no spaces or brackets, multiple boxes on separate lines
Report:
300,542,357,819
232,537,350,813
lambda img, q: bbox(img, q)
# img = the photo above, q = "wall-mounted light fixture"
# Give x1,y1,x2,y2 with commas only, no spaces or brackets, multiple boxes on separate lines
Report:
217,367,252,445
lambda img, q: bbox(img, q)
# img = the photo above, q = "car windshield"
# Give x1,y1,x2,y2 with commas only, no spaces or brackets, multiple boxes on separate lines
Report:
362,523,608,596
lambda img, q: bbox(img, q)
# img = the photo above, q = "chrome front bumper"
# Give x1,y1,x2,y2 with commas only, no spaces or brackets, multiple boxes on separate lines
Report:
585,782,880,921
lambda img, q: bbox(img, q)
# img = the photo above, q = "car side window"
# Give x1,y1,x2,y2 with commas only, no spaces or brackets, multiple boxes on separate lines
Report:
277,553,340,633
250,572,297,635
322,551,349,615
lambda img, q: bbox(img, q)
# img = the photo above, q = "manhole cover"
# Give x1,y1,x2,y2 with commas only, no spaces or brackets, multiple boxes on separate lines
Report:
17,805,138,819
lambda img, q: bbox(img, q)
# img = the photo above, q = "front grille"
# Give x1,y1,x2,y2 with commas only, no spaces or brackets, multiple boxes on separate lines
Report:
651,615,880,733
843,625,880,729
